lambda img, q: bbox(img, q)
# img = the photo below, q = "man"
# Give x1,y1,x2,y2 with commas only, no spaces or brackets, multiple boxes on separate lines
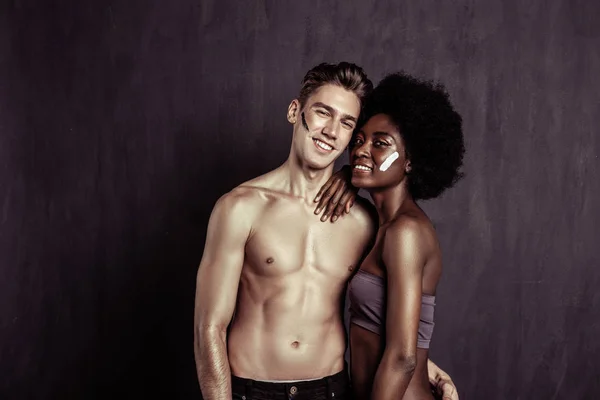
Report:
194,62,458,400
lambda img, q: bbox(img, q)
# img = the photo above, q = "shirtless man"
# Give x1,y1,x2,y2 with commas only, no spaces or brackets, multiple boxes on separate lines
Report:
194,62,458,400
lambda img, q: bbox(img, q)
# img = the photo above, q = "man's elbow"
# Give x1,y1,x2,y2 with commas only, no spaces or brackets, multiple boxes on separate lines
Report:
195,321,227,346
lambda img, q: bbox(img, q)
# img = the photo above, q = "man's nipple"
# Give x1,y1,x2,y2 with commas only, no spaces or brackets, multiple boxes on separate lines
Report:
266,257,274,264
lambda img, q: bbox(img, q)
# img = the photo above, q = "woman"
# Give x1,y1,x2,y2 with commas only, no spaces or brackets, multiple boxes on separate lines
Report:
345,72,465,400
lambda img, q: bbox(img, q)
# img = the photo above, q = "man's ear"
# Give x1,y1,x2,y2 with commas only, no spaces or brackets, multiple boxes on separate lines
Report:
405,160,412,173
287,99,300,124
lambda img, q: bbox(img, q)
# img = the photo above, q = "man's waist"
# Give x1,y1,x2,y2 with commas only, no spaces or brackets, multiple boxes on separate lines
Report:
232,367,348,384
230,354,346,379
231,365,350,397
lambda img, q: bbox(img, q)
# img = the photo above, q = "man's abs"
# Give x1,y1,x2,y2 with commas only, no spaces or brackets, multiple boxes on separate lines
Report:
227,264,350,380
227,304,347,380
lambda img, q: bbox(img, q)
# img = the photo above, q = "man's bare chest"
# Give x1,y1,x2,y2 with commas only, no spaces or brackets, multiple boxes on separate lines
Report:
244,205,366,278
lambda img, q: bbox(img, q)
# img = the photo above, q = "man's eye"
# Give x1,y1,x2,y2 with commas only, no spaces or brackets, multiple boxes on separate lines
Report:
316,110,329,116
343,122,354,129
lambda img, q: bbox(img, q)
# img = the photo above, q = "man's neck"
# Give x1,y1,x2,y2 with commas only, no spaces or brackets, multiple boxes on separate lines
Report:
278,157,335,200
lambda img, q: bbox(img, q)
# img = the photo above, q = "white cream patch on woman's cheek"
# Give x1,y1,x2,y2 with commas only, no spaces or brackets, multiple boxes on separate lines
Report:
379,151,399,172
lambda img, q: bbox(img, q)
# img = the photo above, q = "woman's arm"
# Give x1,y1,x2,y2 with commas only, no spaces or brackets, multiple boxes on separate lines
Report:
371,218,426,400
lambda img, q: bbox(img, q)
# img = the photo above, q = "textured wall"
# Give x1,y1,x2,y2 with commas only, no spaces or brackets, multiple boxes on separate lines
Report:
1,0,598,399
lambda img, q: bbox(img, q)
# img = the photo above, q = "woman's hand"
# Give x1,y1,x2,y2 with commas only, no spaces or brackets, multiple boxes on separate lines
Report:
313,165,358,222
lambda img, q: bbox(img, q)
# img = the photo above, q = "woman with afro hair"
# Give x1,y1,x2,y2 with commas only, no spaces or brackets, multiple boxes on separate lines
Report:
341,72,465,400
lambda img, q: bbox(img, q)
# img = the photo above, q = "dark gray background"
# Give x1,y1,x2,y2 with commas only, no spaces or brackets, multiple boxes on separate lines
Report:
1,0,598,399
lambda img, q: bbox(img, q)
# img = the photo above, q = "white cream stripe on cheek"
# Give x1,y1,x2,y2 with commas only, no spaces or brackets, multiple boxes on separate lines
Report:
379,151,399,172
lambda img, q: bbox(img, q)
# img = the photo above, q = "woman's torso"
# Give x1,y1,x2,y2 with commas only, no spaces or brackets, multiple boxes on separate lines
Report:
348,211,442,400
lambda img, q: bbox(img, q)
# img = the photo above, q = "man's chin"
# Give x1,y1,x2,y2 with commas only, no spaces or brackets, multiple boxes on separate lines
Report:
306,153,341,170
306,162,334,171
302,159,333,171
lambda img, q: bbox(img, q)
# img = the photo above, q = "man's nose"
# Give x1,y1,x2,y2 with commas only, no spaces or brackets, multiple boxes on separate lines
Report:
322,119,339,139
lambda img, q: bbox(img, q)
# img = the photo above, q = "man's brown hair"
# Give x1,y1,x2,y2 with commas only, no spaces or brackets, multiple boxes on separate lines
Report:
298,62,373,109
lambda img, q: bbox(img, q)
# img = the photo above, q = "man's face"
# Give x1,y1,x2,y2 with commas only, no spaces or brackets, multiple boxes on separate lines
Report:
287,84,361,170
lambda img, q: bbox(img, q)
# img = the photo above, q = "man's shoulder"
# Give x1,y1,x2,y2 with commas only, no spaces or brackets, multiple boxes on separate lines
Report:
216,184,266,212
338,196,377,242
349,196,378,226
214,173,281,216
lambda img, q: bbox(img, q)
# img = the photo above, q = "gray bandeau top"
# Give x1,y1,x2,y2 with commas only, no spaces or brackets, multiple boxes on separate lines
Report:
348,269,436,349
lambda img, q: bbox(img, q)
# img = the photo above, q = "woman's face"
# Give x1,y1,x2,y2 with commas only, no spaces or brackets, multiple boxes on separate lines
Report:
349,113,410,190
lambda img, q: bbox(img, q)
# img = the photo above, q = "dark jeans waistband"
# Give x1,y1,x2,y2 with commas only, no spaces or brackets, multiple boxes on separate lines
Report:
231,368,350,400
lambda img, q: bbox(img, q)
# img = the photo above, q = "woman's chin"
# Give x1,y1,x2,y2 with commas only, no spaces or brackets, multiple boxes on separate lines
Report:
351,174,372,189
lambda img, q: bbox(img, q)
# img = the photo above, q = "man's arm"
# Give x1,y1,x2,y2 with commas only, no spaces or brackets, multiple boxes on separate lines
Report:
194,190,253,400
371,219,424,400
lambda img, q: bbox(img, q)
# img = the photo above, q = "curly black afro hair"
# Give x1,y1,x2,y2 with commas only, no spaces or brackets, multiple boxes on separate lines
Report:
360,72,465,200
